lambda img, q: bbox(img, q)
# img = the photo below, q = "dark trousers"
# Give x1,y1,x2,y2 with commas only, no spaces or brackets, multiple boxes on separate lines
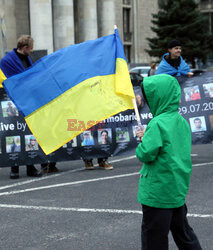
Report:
11,165,37,174
141,204,202,250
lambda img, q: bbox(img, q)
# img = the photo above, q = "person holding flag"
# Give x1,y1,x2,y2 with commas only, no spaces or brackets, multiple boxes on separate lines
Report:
3,27,136,159
0,35,57,178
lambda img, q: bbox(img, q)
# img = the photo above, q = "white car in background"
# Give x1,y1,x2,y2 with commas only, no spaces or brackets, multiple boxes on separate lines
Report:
129,66,150,77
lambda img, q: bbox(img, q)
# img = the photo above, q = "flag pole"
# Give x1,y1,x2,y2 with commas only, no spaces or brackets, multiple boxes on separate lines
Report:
132,98,142,126
113,24,142,127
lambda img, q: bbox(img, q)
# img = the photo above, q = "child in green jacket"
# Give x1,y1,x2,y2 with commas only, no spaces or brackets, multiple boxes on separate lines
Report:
136,74,202,250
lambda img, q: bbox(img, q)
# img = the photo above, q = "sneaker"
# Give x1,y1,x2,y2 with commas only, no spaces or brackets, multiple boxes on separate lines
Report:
85,160,94,170
98,161,113,170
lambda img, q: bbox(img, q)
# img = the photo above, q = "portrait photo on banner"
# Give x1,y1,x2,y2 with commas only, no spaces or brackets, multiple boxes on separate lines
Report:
183,85,201,102
116,127,130,143
81,130,95,146
189,116,207,133
209,115,213,130
133,86,145,111
1,100,19,117
6,136,21,153
97,128,112,145
25,135,39,151
203,83,213,98
132,125,147,141
62,137,77,148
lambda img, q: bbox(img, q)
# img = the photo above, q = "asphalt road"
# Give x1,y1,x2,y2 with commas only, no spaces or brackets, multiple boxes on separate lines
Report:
0,144,212,250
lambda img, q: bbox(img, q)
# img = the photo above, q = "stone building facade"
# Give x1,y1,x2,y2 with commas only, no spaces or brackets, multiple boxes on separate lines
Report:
0,0,158,65
0,0,212,65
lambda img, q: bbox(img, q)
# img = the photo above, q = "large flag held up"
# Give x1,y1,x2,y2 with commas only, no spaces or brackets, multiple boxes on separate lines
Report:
3,29,135,155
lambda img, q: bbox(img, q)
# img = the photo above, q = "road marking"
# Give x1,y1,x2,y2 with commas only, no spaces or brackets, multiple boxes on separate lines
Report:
0,167,85,191
191,154,198,156
0,172,139,196
0,204,212,218
0,153,211,194
193,162,213,167
0,155,137,192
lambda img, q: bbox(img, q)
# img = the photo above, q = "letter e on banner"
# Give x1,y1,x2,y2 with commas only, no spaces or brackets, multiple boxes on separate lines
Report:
67,119,78,131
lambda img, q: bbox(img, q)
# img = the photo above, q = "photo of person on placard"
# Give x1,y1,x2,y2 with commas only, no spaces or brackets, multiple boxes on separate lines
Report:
203,83,213,98
81,131,95,146
98,129,112,145
6,136,21,153
133,86,145,112
132,125,147,141
25,135,39,151
135,93,144,111
184,86,201,102
1,101,18,117
63,137,78,148
209,115,213,130
190,117,207,133
116,127,130,143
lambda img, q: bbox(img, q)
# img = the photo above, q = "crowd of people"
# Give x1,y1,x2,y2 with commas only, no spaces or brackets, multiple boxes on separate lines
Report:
0,34,202,249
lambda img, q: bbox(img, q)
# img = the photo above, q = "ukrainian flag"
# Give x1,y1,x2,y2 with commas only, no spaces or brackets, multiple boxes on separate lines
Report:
3,29,135,154
0,68,7,87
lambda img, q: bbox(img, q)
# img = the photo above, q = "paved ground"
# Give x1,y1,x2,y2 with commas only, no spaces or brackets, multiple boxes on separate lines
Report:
0,144,212,250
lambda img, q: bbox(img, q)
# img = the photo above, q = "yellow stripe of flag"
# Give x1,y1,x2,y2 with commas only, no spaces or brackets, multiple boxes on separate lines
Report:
0,68,7,87
26,58,134,154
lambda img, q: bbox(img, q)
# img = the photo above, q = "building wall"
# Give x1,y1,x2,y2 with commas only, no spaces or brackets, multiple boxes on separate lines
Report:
0,0,17,52
15,0,30,38
136,0,158,65
0,0,159,65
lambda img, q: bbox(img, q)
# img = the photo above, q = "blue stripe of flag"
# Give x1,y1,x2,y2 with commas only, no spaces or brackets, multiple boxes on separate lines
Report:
3,30,126,117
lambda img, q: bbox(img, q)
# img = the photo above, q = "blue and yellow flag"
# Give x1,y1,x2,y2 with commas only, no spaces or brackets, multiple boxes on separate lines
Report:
3,29,135,154
0,68,7,87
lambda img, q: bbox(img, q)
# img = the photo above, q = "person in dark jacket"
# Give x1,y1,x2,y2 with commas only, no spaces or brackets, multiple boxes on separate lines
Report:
136,74,201,250
156,39,194,77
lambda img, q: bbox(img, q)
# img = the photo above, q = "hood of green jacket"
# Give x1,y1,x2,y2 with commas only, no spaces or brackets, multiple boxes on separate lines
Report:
142,74,181,117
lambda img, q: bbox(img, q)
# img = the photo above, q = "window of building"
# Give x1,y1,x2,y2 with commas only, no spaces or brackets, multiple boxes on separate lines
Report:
123,0,132,63
124,45,131,63
123,8,131,34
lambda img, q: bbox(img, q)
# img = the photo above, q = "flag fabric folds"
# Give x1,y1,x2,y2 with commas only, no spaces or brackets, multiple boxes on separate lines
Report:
3,29,135,154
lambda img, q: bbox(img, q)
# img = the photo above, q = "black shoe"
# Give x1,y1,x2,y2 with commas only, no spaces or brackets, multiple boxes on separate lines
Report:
10,172,19,179
48,166,59,173
41,166,49,174
27,170,42,177
40,163,49,174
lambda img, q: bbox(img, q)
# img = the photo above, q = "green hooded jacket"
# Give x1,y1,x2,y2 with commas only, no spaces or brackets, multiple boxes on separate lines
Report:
136,74,192,208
